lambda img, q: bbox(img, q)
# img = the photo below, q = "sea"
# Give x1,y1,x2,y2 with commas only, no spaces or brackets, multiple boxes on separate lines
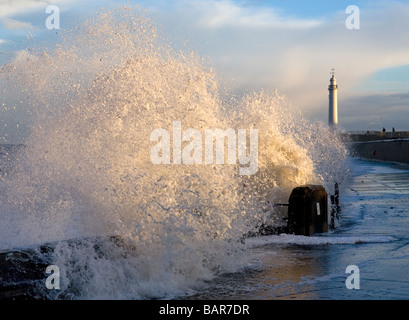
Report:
184,157,409,300
1,7,408,301
2,143,409,301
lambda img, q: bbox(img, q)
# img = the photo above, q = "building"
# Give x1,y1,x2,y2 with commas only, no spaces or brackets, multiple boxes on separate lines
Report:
328,71,338,129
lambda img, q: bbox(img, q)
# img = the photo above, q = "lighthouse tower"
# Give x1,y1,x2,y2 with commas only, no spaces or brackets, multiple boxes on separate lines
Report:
328,70,338,129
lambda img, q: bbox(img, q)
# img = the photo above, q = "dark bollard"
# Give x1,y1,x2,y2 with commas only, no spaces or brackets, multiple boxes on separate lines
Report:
287,185,328,236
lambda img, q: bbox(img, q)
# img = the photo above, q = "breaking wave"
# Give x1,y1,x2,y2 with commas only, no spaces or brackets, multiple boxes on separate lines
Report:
0,7,349,299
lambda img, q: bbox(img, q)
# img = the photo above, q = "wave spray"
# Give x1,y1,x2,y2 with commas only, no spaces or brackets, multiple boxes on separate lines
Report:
0,7,349,299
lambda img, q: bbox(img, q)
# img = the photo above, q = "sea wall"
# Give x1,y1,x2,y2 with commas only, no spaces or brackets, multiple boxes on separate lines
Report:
344,131,409,142
352,139,409,164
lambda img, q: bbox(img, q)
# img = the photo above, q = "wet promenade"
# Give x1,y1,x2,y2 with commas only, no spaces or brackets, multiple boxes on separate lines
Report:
187,158,409,300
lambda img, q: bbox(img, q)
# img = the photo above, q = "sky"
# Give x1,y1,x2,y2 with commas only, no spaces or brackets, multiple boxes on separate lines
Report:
1,0,409,143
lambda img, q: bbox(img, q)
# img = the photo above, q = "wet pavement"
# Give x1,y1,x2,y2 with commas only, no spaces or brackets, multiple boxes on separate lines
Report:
186,158,409,300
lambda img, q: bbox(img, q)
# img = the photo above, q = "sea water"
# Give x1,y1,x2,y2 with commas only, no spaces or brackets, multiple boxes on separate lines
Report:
0,7,350,299
184,158,409,300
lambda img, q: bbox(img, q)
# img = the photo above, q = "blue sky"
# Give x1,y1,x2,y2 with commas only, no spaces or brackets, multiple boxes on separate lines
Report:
1,0,409,142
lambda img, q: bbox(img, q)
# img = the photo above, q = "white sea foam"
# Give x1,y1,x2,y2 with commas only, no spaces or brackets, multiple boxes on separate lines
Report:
245,233,397,247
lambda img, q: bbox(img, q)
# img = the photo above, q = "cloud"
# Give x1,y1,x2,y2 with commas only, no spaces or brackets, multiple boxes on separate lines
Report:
2,0,409,132
143,0,409,130
2,18,34,30
0,0,79,19
338,92,409,131
0,0,49,19
191,0,323,29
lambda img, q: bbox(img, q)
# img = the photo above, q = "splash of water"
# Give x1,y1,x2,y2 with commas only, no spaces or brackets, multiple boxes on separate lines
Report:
0,7,349,299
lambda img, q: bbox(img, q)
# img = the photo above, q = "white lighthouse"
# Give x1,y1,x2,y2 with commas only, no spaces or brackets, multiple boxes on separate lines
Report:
328,70,338,129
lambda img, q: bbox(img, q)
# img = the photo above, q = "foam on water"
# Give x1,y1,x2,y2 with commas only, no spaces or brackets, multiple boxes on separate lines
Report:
245,234,397,247
0,7,349,299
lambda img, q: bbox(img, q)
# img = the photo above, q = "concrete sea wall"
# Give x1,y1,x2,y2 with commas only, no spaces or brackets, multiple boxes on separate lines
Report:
352,139,409,164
